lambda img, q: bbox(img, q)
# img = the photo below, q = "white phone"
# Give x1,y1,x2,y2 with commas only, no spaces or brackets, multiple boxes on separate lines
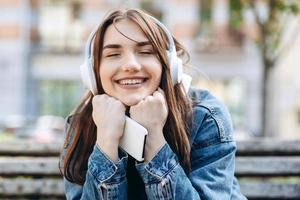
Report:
119,116,148,162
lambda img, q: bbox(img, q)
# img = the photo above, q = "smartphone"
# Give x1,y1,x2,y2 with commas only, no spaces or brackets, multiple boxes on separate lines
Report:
119,117,148,162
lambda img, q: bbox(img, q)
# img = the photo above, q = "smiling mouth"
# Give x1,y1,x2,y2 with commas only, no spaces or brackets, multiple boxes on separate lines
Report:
117,78,148,85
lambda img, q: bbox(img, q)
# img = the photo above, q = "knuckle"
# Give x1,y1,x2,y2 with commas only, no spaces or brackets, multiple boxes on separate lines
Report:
147,96,154,101
92,95,100,104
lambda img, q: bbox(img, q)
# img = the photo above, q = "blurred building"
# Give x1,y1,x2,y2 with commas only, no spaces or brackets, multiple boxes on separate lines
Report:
0,0,30,123
0,0,299,139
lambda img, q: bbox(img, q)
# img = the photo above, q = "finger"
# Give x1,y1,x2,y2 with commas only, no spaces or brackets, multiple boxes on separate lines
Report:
92,95,103,105
93,93,109,101
156,88,167,99
153,90,163,99
153,90,166,102
144,95,154,102
153,90,168,110
157,88,165,95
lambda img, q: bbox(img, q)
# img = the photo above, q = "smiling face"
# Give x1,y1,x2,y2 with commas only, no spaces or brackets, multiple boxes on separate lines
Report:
99,19,162,106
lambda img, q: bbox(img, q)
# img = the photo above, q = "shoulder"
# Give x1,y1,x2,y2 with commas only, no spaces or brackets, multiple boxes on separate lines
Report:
188,88,234,147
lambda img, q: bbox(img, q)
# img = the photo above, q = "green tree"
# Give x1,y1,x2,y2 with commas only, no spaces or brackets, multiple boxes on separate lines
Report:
233,0,300,135
199,0,300,135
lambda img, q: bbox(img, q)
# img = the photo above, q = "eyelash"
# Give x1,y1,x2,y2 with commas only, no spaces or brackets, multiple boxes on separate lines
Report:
106,51,154,58
139,51,153,55
106,53,120,57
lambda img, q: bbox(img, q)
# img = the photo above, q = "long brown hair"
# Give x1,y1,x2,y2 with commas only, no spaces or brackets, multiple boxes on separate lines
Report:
60,8,193,185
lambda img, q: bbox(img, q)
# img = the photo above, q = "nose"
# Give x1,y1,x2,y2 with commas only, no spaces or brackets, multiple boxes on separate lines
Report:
121,53,141,72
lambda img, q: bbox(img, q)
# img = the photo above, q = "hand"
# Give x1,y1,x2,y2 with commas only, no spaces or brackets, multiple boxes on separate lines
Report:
129,88,168,162
92,94,126,162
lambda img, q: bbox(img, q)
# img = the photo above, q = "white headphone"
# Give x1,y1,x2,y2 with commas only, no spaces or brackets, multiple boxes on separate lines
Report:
80,14,191,95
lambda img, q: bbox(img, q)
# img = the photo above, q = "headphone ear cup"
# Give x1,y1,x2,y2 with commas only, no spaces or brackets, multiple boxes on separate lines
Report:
168,50,183,85
80,58,98,95
175,57,183,83
80,61,90,90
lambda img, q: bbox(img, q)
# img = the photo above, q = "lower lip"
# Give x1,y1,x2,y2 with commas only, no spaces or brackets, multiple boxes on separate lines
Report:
116,80,147,90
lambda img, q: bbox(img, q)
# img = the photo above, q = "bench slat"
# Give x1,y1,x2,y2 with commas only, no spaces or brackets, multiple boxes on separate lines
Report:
235,156,300,176
0,157,60,175
1,178,299,199
0,178,64,196
1,156,300,176
240,182,300,199
1,140,300,156
0,141,62,156
236,140,300,156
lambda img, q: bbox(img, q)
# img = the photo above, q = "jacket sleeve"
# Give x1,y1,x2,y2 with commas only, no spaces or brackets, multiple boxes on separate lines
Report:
60,116,128,200
135,105,241,200
64,144,128,200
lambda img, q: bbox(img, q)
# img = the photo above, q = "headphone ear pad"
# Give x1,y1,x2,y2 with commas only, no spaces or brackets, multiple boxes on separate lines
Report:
175,57,183,83
80,58,98,95
168,50,183,85
80,61,90,90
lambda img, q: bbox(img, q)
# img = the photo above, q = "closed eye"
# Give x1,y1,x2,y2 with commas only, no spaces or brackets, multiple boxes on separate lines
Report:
139,50,154,55
106,53,120,57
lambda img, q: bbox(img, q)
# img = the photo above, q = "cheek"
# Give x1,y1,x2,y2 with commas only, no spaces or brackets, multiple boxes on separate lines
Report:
153,72,161,86
145,58,162,79
99,66,111,90
153,65,162,86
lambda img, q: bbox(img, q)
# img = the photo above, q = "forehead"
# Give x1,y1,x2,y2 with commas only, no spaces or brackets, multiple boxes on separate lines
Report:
103,19,148,45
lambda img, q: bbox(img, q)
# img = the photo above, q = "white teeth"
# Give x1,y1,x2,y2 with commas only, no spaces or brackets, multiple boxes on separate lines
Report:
119,79,144,85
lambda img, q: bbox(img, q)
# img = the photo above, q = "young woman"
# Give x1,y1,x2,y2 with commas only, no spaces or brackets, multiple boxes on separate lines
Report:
60,8,247,200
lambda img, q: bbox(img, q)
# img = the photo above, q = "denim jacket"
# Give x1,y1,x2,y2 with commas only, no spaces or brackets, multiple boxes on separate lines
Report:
61,88,247,199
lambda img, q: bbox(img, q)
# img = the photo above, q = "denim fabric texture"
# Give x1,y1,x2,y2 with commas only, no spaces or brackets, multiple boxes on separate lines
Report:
62,88,247,199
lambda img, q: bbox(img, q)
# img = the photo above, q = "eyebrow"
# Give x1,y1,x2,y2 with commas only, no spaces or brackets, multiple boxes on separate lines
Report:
103,41,152,50
136,41,152,47
103,44,121,50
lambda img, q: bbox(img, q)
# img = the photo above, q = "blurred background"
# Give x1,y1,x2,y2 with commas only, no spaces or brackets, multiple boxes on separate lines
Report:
0,0,300,143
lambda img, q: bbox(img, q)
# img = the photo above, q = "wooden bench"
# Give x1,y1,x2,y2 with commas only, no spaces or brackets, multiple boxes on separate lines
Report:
0,139,299,199
236,139,300,199
0,140,64,199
